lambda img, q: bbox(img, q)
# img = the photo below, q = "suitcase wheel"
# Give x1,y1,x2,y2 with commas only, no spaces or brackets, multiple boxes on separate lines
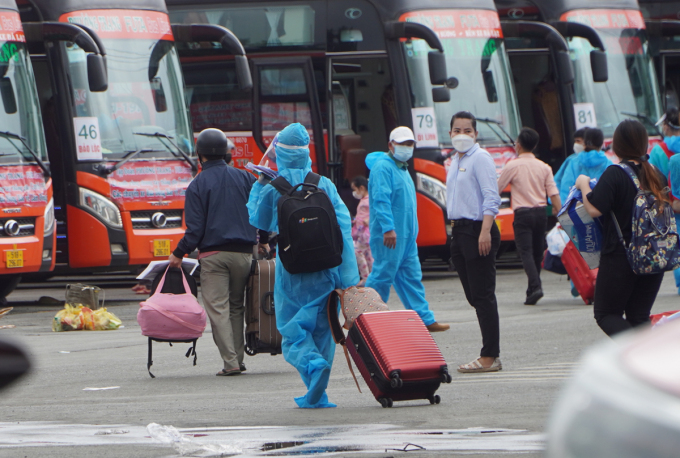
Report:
389,373,403,389
428,395,441,405
379,397,393,408
442,373,452,383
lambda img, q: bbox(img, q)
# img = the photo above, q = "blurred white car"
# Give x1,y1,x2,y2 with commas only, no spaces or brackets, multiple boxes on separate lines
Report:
546,318,680,457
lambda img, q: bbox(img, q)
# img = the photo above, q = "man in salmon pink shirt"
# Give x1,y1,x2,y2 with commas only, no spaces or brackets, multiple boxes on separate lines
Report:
497,128,561,305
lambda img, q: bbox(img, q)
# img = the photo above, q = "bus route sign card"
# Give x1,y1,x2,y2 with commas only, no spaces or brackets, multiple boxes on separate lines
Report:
73,117,103,161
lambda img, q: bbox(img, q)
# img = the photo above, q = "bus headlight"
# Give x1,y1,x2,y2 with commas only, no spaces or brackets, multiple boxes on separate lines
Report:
416,173,447,208
79,188,122,229
43,198,55,235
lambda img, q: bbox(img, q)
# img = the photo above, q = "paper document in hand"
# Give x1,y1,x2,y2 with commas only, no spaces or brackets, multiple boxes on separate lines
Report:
137,259,199,280
245,162,279,179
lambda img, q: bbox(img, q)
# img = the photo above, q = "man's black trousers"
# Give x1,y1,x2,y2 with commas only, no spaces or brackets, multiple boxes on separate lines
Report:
450,221,501,358
512,207,547,296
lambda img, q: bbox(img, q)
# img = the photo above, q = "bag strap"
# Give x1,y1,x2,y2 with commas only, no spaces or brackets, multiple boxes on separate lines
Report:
155,264,192,296
660,141,674,161
615,162,641,191
270,176,293,195
612,163,643,249
142,300,205,333
327,289,362,394
147,337,155,378
304,172,321,186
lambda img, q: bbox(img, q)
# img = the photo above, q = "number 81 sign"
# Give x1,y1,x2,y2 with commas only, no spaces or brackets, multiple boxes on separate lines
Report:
73,117,103,161
573,103,597,130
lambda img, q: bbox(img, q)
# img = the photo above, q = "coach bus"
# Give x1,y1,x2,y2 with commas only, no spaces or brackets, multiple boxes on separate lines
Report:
167,0,523,260
0,0,55,299
639,0,680,111
17,0,249,274
497,0,662,159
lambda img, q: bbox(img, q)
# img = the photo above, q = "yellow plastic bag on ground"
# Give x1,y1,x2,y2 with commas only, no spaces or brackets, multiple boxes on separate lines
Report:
93,308,122,331
52,305,122,332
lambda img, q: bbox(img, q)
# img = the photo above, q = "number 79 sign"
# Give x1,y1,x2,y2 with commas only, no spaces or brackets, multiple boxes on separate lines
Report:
573,103,597,130
73,117,103,160
411,107,439,147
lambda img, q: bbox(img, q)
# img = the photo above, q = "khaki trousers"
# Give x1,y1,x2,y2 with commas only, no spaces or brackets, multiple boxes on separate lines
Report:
199,251,252,371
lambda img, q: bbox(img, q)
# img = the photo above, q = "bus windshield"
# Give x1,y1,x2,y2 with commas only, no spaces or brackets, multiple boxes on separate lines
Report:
569,30,662,138
402,10,520,149
565,10,662,138
0,40,48,165
64,38,194,161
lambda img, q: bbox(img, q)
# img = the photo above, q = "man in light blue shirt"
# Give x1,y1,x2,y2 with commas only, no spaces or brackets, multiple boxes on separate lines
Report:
447,111,502,374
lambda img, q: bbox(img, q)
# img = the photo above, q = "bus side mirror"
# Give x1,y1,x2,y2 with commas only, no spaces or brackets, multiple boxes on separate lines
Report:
590,50,608,82
556,51,575,85
0,77,17,114
87,54,108,92
151,77,168,112
428,51,447,85
235,55,253,91
432,86,450,103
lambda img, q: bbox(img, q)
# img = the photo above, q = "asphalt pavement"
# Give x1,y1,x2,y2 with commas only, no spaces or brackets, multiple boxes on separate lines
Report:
1,266,678,457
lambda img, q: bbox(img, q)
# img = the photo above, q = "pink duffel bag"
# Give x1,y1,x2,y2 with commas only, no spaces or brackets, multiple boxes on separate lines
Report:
137,266,207,377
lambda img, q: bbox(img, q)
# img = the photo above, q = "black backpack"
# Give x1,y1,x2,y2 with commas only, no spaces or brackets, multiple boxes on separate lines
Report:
270,172,343,274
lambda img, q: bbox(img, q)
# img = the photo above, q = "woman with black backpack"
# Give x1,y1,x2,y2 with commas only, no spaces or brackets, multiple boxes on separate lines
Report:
575,119,670,336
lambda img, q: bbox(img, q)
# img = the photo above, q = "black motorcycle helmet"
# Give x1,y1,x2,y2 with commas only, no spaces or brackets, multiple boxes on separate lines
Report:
196,128,228,160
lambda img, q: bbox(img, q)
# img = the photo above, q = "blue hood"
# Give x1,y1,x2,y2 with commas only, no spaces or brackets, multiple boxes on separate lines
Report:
665,136,680,154
365,151,393,170
274,123,313,171
578,149,609,169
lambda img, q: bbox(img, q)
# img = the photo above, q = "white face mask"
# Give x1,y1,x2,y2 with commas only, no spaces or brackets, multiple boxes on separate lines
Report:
352,191,363,200
392,144,414,162
573,143,585,154
451,134,475,153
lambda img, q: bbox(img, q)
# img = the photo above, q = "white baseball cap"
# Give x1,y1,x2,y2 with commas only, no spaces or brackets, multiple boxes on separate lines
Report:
389,126,415,143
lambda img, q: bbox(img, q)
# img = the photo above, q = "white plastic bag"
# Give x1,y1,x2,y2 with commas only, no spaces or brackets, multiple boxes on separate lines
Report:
546,225,570,256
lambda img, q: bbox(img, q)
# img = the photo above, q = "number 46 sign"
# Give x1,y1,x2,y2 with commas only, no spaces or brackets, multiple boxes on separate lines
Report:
574,103,597,130
73,117,103,160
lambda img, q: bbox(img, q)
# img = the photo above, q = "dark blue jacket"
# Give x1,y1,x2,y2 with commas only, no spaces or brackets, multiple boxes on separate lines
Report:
173,160,257,257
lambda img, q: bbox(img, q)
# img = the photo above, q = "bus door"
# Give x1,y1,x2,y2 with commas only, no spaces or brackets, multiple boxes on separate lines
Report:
506,47,567,170
327,54,392,213
251,57,326,176
645,21,680,109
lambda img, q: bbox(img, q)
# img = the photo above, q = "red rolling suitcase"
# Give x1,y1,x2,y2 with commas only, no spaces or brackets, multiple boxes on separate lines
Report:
561,241,598,305
328,290,451,408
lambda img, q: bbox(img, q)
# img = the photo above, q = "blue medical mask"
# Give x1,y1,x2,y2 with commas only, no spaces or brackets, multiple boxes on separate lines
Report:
392,145,414,162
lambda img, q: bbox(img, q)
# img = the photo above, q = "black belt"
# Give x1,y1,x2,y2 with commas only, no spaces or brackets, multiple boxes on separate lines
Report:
449,218,474,228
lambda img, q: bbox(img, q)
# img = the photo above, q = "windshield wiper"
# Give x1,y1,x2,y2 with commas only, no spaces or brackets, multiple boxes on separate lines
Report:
103,148,166,175
134,131,198,173
475,118,516,147
0,131,50,178
620,111,663,137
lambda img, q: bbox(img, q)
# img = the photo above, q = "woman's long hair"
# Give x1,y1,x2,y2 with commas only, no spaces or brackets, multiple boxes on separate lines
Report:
613,119,668,205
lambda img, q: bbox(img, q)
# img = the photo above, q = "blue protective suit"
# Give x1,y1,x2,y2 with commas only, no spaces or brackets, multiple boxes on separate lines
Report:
559,149,612,202
247,123,359,408
554,152,578,201
364,152,436,326
649,136,680,177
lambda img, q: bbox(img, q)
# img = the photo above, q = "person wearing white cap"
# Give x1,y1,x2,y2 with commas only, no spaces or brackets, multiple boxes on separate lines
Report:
364,126,450,333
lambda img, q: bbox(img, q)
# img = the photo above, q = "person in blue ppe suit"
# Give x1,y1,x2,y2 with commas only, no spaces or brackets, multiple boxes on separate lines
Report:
649,108,680,177
364,126,450,333
661,108,680,295
247,123,359,408
559,127,612,202
554,128,587,202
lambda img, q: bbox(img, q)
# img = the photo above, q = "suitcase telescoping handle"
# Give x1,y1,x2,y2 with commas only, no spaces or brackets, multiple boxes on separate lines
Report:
327,289,362,393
